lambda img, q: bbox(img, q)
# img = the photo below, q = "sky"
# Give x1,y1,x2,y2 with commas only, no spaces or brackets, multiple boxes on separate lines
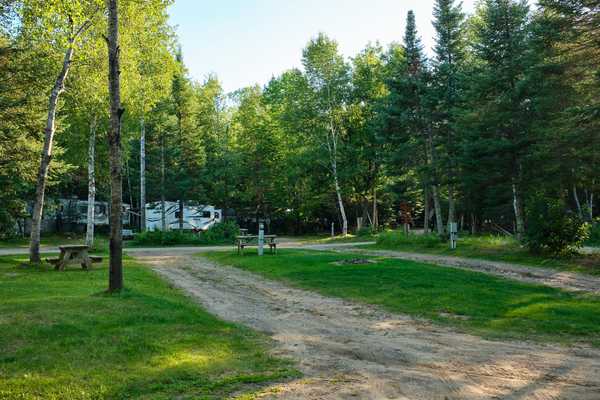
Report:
168,0,478,93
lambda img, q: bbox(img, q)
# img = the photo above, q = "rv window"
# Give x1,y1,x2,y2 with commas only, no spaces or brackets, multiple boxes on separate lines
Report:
201,211,211,218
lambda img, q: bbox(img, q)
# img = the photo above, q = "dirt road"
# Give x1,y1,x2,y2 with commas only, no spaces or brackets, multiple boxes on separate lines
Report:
141,253,600,400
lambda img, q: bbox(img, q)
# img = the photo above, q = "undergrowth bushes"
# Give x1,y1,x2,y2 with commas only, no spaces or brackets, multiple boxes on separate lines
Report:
132,221,240,246
376,231,443,248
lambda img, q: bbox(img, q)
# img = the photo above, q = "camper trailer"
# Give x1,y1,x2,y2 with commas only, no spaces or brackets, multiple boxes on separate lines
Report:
57,199,131,227
24,199,131,234
145,202,222,232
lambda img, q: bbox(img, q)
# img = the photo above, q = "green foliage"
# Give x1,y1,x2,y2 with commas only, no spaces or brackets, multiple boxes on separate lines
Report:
373,231,599,275
377,231,443,248
524,195,590,256
0,255,294,399
207,250,600,346
355,226,374,237
132,221,240,246
586,220,600,246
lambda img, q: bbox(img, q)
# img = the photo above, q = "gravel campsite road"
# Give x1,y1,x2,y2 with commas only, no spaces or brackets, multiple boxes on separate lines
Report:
140,252,600,400
3,241,599,294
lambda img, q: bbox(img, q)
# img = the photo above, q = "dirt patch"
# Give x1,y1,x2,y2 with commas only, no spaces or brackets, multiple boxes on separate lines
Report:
139,253,600,400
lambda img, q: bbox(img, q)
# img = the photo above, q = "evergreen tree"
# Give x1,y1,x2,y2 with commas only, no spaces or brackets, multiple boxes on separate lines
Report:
462,0,531,239
431,0,466,230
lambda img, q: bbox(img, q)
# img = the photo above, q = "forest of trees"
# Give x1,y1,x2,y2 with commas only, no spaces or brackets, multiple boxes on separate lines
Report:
1,0,598,244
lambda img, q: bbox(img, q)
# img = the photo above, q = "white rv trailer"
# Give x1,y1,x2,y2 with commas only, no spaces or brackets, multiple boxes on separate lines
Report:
145,202,222,232
57,199,131,226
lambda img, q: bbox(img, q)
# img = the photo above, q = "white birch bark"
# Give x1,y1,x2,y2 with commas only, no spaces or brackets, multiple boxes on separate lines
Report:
28,13,97,263
139,116,146,231
432,184,444,236
29,43,75,263
573,185,583,219
447,184,456,231
85,116,97,247
512,183,525,241
325,91,348,236
160,129,166,231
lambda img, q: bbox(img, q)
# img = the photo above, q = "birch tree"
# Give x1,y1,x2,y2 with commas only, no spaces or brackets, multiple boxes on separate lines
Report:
302,34,350,235
24,0,102,263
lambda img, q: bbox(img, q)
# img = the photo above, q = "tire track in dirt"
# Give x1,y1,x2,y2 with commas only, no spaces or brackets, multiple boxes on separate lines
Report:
139,253,600,400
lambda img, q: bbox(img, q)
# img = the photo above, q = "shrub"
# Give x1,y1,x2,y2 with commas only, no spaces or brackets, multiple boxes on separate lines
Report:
376,231,443,248
355,227,374,237
586,219,600,246
132,221,240,246
524,195,590,256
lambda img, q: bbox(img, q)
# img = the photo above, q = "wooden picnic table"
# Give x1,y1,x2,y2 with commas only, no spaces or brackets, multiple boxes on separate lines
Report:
235,235,278,255
46,245,102,271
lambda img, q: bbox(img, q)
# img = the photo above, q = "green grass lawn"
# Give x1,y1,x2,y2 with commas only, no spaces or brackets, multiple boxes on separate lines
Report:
206,250,600,347
292,233,377,244
0,234,110,253
0,255,295,400
371,232,600,275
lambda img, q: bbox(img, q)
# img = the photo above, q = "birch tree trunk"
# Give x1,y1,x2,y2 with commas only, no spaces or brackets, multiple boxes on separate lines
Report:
431,184,444,236
573,185,583,219
139,117,146,231
447,183,456,231
512,183,525,241
327,100,347,236
160,129,166,231
333,165,348,235
107,0,123,292
85,116,97,247
29,43,75,263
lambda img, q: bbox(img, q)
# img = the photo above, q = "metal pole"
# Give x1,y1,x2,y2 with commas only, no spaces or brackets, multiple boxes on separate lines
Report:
258,222,264,256
331,222,335,237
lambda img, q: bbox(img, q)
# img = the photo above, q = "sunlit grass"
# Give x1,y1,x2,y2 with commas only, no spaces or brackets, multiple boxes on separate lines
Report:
0,255,296,400
373,231,600,275
206,249,600,346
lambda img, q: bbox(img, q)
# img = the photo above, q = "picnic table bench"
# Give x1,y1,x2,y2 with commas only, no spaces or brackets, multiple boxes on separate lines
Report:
46,245,102,271
235,235,277,255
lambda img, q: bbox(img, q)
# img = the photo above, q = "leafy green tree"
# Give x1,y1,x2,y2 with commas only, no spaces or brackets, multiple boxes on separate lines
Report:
302,33,351,235
347,43,388,229
230,86,284,230
22,0,103,262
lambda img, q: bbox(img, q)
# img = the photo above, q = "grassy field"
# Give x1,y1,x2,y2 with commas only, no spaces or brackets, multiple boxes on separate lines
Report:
0,255,295,400
206,250,600,347
0,234,110,252
372,232,600,275
292,233,378,244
